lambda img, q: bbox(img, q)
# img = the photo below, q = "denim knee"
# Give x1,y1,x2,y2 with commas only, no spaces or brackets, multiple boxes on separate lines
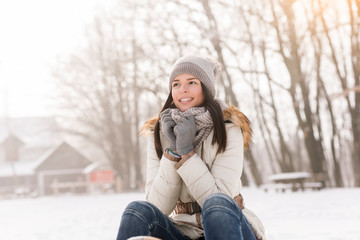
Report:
203,193,236,209
125,200,152,212
123,201,159,223
202,193,242,219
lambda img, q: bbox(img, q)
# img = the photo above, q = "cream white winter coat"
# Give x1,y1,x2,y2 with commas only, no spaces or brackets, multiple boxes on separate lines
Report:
141,105,265,240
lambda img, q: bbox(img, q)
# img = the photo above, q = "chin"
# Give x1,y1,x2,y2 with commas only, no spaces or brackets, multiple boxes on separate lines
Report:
182,106,196,112
175,101,200,112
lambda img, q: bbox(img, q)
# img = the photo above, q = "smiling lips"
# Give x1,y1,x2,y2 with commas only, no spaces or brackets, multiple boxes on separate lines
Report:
179,98,193,103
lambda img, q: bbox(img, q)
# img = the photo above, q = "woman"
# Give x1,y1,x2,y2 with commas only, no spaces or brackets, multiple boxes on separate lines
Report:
116,56,265,240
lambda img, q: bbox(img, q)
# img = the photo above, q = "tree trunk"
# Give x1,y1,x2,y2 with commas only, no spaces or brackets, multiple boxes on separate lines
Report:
131,37,144,189
271,0,326,174
244,151,262,186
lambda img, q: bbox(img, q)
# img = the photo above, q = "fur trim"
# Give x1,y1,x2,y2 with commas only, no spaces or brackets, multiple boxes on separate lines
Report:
223,105,252,150
140,117,158,136
140,105,252,150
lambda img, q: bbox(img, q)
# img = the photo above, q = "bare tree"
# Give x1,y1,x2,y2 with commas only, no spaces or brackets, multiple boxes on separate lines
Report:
54,9,149,190
300,0,344,186
263,0,327,178
314,0,360,185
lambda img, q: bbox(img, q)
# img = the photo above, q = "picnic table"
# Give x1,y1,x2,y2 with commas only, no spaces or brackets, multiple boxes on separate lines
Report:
261,172,323,192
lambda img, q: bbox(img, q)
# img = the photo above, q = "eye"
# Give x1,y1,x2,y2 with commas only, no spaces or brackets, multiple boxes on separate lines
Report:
172,82,179,87
189,81,197,85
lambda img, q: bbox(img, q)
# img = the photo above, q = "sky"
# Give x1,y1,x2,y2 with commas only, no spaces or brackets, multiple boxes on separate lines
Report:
0,0,113,118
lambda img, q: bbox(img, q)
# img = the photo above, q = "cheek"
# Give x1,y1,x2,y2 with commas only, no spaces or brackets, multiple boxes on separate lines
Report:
171,89,177,99
196,88,204,98
195,89,205,103
199,94,205,104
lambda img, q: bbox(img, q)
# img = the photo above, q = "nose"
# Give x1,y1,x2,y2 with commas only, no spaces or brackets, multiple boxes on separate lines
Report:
179,84,189,93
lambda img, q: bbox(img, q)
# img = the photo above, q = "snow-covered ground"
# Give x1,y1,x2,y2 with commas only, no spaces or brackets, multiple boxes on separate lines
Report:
0,188,359,240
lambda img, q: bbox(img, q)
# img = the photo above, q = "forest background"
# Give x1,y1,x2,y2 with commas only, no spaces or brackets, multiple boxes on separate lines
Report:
52,0,360,190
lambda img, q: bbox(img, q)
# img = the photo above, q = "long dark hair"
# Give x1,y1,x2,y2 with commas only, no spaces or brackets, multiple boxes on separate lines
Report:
154,83,227,159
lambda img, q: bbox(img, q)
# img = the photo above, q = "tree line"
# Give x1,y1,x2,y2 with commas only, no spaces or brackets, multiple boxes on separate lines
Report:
53,0,360,189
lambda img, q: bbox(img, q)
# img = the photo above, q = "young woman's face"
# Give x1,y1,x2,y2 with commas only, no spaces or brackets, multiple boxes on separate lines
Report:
171,73,205,112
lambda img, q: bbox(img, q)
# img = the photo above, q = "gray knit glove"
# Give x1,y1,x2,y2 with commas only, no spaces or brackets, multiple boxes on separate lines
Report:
160,109,176,150
174,114,196,155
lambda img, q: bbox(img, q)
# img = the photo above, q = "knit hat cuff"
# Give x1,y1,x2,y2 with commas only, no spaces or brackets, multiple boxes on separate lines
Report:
169,62,216,99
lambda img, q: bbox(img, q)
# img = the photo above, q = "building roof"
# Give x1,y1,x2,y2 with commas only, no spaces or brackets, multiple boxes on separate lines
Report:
35,141,91,171
0,141,91,177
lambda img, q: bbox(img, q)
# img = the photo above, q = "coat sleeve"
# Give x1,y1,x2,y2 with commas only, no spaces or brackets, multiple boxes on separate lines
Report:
145,134,183,215
176,125,244,207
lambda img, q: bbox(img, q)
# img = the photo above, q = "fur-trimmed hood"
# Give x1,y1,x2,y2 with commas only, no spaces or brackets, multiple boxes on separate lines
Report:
140,105,252,150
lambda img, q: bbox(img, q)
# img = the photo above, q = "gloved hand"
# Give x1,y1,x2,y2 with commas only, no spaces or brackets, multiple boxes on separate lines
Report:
174,114,196,155
160,109,176,150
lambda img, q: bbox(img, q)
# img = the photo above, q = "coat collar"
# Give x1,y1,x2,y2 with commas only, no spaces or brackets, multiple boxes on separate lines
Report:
140,105,252,150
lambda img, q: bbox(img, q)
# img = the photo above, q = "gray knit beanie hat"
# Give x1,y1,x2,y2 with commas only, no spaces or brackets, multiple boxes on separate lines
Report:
168,55,218,99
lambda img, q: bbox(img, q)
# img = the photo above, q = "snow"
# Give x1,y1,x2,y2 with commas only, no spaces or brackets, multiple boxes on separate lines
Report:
0,188,359,240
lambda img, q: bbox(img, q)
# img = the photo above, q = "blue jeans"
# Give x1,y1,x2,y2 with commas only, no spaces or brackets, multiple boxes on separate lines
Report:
201,193,257,240
116,193,256,240
116,201,187,240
